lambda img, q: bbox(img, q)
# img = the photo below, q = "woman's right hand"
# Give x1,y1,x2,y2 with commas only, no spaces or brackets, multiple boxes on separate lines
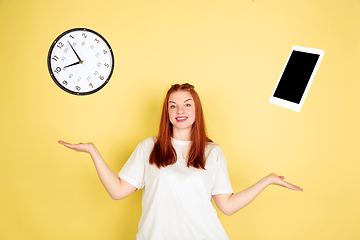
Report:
58,140,96,154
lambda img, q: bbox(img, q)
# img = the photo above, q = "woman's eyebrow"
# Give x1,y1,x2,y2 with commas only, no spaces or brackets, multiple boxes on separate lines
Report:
168,98,193,104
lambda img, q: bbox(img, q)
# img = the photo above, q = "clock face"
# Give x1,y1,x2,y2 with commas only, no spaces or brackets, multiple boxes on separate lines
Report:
47,28,114,95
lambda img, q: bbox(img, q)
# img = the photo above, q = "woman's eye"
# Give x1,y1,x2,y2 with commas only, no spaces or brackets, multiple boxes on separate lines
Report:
170,105,176,109
185,104,191,107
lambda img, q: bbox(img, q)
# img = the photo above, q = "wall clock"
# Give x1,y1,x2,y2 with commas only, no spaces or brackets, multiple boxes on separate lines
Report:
47,28,114,95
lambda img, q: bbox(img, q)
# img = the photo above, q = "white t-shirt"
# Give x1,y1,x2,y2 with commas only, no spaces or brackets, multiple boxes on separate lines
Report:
118,137,234,240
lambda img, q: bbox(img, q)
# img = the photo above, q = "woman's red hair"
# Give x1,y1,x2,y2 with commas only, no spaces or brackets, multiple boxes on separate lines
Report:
149,83,212,169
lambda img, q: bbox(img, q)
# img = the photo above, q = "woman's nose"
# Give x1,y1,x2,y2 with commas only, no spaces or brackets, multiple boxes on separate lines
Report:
177,106,184,114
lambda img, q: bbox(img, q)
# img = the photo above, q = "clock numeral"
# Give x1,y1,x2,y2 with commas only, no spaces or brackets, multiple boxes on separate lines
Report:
77,77,82,82
54,67,61,74
56,42,64,49
82,33,87,38
90,45,94,49
81,41,86,46
69,74,73,78
104,63,110,68
86,76,91,81
72,42,77,48
103,50,107,54
99,75,104,80
97,62,101,67
69,35,74,39
76,86,81,91
62,80,68,86
94,38,99,44
64,47,69,53
94,71,98,76
61,57,66,61
95,53,100,58
89,83,93,88
52,56,59,61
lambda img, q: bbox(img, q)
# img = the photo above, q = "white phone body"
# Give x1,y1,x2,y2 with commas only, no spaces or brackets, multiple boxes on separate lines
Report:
269,45,325,112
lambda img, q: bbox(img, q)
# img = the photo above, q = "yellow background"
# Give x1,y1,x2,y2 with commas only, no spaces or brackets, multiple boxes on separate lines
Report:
1,0,359,239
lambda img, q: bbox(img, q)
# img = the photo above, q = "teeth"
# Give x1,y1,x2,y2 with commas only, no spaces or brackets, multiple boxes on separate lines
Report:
176,117,187,120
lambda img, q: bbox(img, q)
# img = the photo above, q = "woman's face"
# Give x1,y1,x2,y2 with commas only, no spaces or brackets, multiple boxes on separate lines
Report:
168,90,196,135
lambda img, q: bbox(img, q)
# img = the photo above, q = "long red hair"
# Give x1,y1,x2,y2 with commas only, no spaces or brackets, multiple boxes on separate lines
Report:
149,83,212,169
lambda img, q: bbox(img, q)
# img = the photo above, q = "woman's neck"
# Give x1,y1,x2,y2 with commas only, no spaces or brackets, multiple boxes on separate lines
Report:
172,129,191,141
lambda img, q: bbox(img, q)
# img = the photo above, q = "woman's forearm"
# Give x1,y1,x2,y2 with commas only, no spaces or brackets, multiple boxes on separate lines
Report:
214,176,270,216
88,147,125,200
58,141,136,200
228,177,270,215
213,173,302,216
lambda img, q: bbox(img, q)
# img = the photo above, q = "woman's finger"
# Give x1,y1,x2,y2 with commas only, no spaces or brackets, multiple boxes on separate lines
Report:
285,181,303,191
58,140,77,150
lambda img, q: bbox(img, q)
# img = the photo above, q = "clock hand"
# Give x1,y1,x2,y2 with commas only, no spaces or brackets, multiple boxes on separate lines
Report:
63,61,82,69
68,41,83,62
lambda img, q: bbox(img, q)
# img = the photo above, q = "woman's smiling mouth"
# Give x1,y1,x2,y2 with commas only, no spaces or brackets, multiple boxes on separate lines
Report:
175,117,188,122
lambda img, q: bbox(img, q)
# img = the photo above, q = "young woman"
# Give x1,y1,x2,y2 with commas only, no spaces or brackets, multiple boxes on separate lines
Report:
59,83,303,240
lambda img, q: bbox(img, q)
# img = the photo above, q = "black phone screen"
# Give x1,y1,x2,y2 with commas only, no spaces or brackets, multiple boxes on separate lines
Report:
273,50,320,104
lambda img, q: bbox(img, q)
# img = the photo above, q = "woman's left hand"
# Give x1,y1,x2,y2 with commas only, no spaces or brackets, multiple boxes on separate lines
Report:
266,173,303,191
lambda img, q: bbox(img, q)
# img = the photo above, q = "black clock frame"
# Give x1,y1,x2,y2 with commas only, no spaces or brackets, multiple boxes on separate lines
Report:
47,28,115,96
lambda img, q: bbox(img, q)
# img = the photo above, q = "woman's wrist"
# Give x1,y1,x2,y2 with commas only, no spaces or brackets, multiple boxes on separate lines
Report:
263,173,288,188
260,174,276,187
87,143,98,157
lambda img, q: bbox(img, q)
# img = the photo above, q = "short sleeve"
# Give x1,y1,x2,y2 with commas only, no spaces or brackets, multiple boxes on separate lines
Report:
211,146,234,195
117,138,154,190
